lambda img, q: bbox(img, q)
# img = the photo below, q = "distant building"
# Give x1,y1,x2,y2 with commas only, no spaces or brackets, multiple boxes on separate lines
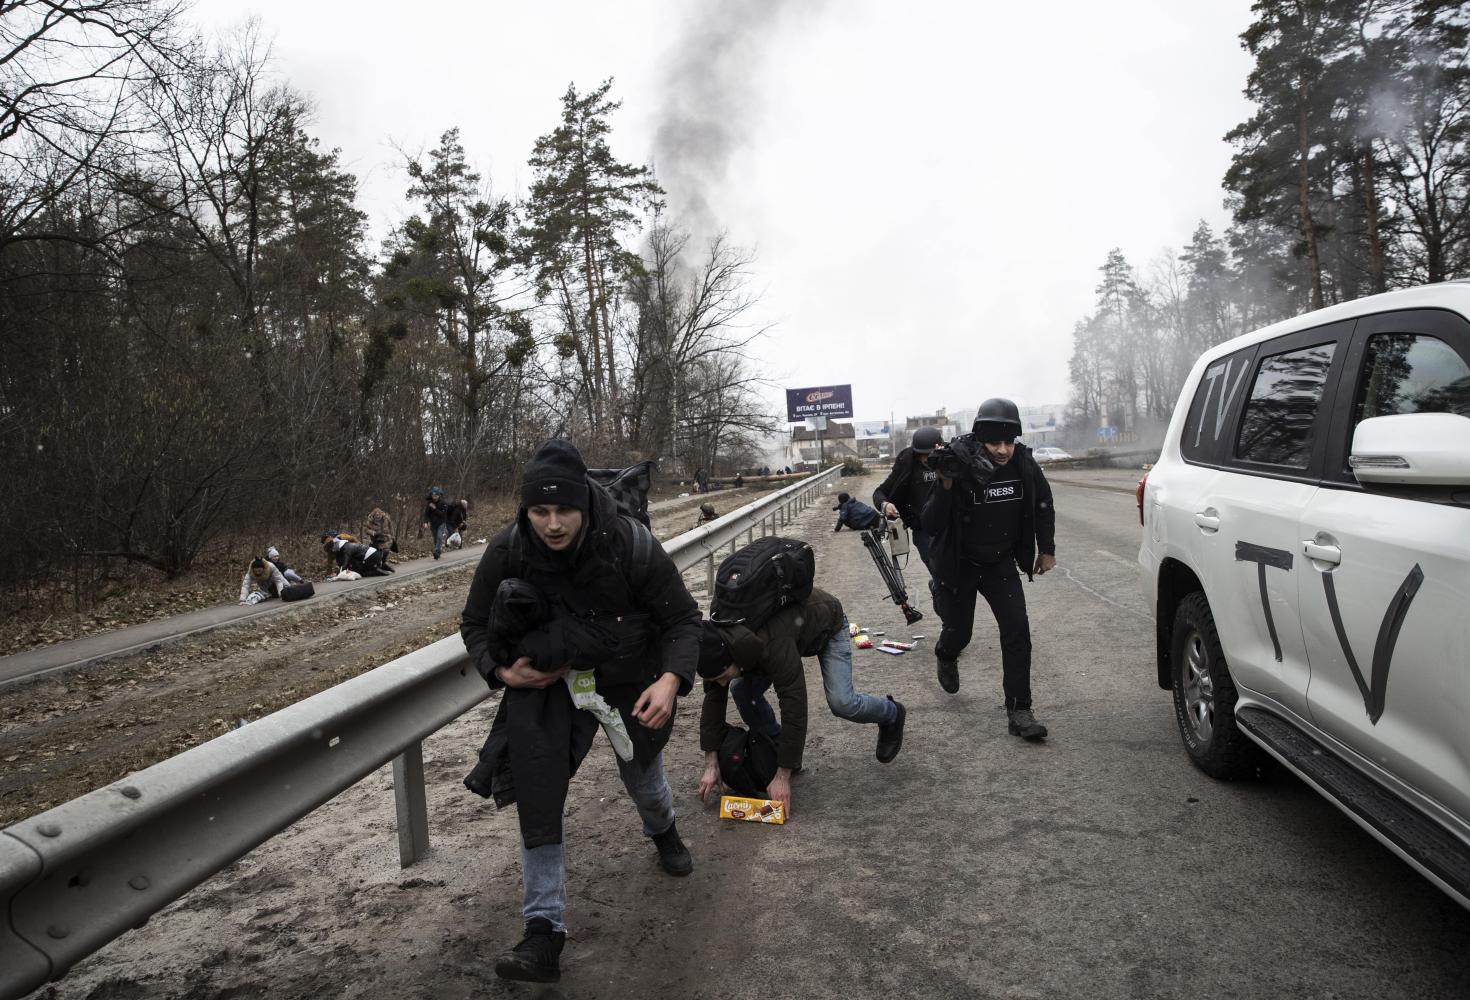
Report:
788,420,859,467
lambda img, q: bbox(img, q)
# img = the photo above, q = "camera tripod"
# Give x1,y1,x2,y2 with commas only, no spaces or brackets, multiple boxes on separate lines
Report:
860,518,924,626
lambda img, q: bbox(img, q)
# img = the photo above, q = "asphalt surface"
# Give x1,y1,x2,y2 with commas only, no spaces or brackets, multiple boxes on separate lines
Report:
35,469,1470,999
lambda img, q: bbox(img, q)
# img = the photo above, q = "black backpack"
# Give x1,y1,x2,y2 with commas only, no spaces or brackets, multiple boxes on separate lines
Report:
587,459,657,527
718,724,779,797
709,536,815,629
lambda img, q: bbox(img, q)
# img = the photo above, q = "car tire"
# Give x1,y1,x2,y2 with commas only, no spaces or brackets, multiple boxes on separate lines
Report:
1171,592,1259,779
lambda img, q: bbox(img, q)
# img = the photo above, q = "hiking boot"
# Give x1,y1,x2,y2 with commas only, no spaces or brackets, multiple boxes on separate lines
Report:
876,696,905,763
937,656,959,694
1007,706,1048,741
650,821,693,877
494,917,565,983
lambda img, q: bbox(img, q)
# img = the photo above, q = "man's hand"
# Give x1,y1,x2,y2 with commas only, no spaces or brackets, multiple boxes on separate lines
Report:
495,656,568,689
633,672,681,729
882,502,898,519
938,474,953,490
1035,553,1057,576
766,768,793,817
698,752,722,803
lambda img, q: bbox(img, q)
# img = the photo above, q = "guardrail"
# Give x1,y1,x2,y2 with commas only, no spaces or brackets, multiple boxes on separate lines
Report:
0,466,843,999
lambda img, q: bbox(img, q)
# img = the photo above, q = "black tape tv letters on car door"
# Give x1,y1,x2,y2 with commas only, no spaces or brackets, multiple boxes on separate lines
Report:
1321,563,1425,725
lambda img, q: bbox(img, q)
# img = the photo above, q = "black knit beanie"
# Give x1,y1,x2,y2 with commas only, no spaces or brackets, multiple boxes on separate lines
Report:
520,439,590,510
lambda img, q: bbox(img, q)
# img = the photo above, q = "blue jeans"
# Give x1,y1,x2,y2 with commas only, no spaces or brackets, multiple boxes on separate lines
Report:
731,617,897,732
519,750,676,932
432,522,448,557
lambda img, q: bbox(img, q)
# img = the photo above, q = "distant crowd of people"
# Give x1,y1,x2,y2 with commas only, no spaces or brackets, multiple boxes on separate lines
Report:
235,486,472,605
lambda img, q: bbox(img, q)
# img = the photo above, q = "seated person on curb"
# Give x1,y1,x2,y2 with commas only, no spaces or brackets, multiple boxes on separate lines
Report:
696,586,906,816
832,492,882,532
322,534,394,577
460,438,702,985
238,557,286,605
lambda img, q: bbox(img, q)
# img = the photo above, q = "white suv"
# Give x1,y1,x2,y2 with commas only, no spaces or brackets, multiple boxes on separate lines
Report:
1137,282,1470,909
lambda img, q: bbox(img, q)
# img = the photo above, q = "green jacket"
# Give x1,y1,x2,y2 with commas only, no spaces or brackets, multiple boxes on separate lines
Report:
699,587,845,772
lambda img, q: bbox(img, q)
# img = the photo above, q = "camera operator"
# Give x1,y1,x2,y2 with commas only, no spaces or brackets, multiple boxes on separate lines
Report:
920,399,1056,741
873,425,944,574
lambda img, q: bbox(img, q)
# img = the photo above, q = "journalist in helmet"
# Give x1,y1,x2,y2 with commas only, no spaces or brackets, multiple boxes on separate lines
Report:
873,424,946,573
920,398,1057,741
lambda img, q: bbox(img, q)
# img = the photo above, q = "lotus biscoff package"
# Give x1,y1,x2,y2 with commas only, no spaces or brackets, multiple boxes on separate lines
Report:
719,795,786,825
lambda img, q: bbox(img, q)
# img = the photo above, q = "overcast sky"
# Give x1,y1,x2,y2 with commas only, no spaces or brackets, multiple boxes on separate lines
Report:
192,0,1256,427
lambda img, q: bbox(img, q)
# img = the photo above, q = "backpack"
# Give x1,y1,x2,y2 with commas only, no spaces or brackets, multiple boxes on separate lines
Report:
718,724,779,797
587,459,657,527
709,536,815,629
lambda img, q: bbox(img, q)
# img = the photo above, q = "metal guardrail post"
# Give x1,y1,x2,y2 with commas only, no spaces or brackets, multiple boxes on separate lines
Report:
392,743,430,868
705,554,715,594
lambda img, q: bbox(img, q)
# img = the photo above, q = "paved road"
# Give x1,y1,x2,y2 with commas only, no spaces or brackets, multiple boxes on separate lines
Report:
41,470,1470,999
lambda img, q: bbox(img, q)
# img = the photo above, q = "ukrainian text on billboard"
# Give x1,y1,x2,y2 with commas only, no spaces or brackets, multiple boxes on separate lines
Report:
786,384,854,421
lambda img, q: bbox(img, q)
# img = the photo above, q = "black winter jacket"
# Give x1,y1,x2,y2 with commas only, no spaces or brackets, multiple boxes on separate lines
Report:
920,441,1056,583
459,480,701,847
873,447,933,529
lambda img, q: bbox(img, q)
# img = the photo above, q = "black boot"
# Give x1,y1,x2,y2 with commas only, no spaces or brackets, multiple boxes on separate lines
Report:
936,656,959,694
876,696,905,763
494,917,565,983
1007,706,1048,741
650,821,693,877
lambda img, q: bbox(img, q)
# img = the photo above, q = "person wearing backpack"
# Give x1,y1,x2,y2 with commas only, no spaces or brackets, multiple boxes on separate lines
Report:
459,438,702,985
921,398,1055,741
696,583,906,817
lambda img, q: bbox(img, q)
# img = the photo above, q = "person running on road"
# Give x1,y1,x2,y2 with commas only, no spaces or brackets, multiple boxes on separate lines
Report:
922,398,1055,741
832,492,881,532
874,425,945,572
695,587,905,816
459,438,702,985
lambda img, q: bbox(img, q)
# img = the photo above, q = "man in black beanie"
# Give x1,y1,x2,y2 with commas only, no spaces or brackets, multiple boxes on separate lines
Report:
460,438,702,984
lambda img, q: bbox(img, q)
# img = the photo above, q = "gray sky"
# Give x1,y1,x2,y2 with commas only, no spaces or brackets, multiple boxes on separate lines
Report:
193,0,1255,427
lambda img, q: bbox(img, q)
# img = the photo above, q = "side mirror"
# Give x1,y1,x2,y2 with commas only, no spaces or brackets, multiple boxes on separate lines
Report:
1349,412,1470,486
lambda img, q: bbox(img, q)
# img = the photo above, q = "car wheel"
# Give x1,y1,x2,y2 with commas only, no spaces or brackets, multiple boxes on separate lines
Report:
1171,592,1259,779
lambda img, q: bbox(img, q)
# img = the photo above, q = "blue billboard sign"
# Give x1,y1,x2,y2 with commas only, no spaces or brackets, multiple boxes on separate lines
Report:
786,384,854,421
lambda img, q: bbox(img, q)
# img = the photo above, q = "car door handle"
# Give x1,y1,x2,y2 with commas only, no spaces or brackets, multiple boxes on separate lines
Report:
1303,540,1341,565
1193,511,1220,532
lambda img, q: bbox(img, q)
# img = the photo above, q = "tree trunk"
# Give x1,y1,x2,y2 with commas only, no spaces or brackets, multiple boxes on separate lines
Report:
1362,143,1386,293
1297,89,1325,310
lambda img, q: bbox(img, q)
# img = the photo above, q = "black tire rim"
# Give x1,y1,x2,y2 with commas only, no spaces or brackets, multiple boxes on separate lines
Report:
1181,626,1215,743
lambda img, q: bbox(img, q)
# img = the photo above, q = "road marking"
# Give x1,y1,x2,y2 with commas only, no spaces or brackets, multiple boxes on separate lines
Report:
1058,566,1151,622
1094,549,1136,568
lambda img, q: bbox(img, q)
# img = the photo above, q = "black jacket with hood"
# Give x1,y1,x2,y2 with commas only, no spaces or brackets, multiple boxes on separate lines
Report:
459,476,700,848
920,440,1056,583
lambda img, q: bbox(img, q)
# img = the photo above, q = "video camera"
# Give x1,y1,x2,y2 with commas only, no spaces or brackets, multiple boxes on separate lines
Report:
929,436,995,482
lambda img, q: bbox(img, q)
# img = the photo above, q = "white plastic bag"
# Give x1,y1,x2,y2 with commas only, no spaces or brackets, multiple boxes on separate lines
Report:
446,531,463,549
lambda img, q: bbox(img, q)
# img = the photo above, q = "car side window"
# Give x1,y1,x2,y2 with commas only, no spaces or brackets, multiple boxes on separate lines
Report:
1234,341,1338,468
1180,346,1256,464
1354,334,1470,422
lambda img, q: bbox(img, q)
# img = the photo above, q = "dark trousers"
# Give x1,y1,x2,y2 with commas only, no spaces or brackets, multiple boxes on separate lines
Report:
912,528,933,575
933,559,1033,708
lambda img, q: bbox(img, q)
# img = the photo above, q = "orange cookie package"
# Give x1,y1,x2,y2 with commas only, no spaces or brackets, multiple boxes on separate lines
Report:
719,795,786,825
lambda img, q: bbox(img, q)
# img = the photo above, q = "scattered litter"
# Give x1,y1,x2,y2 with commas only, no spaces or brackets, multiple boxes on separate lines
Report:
848,623,861,636
881,641,915,651
872,631,885,637
855,635,873,649
911,635,926,640
876,646,905,656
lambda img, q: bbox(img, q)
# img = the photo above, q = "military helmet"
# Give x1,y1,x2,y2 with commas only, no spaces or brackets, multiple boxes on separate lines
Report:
973,398,1022,442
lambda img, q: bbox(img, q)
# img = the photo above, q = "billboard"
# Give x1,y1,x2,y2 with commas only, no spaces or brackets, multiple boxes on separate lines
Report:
852,419,892,440
786,384,854,421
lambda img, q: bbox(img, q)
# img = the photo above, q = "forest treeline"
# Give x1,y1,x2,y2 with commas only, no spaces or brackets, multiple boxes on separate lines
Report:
0,3,774,594
1067,1,1469,441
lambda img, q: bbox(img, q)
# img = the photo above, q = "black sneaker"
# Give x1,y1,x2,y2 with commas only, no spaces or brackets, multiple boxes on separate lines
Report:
876,696,905,763
650,821,693,877
494,917,565,983
1007,706,1048,741
937,657,959,694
